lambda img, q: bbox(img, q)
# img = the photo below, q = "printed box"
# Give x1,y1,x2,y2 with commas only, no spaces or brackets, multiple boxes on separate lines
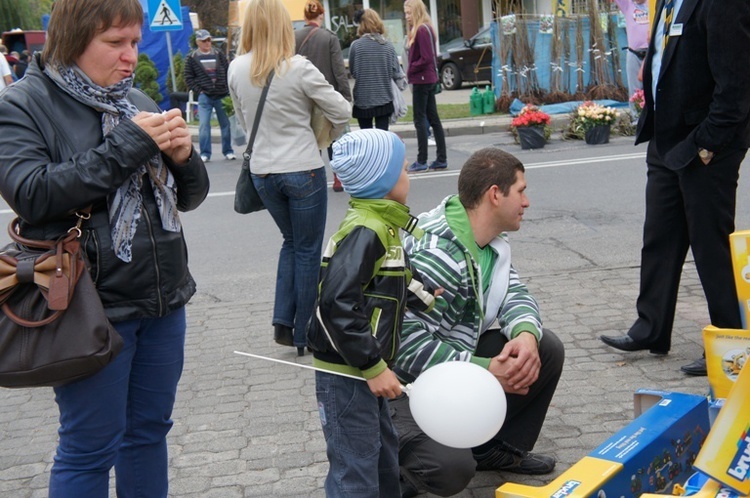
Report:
730,230,750,329
693,363,750,495
496,390,709,498
703,326,750,399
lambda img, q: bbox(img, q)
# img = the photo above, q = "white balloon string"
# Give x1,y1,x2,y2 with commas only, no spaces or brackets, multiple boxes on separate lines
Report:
233,350,410,393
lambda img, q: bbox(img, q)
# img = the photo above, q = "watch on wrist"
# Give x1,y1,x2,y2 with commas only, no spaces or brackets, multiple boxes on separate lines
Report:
698,148,714,161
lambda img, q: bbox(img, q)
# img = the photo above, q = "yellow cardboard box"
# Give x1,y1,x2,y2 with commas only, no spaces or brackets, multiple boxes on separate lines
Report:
693,363,750,495
703,326,750,399
730,231,750,328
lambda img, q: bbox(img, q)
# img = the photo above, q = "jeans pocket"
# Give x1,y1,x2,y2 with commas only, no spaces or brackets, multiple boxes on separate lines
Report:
282,169,326,200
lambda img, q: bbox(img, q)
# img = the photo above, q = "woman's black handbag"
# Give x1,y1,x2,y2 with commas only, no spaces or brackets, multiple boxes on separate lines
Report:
234,72,274,214
0,216,123,388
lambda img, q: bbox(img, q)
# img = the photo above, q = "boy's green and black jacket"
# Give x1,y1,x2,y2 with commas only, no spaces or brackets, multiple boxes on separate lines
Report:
307,198,436,380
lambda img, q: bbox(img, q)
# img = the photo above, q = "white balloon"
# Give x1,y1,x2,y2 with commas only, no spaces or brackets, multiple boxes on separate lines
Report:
407,361,507,449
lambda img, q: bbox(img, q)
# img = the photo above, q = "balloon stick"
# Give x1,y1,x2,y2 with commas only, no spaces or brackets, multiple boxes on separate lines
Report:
233,350,410,393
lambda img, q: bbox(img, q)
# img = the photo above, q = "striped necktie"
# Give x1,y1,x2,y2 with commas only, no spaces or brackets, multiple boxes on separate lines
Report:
662,0,675,49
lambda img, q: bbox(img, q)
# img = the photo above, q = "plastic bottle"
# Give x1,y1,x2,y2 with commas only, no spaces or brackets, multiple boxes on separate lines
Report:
482,85,495,114
470,87,483,116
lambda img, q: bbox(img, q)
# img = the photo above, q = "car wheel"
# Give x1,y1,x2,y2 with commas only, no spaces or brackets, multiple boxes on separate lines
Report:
440,63,462,90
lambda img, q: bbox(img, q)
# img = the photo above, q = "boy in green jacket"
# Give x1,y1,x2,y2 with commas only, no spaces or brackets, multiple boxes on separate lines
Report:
307,128,437,497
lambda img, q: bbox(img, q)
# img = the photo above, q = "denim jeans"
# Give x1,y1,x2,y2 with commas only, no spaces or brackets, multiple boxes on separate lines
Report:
411,83,446,164
252,168,327,346
48,308,187,498
197,93,234,159
316,371,401,498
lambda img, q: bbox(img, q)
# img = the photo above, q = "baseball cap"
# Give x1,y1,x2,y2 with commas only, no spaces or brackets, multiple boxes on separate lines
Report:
195,29,211,41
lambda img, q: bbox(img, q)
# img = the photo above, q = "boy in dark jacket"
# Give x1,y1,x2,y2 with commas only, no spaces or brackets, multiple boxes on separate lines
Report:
307,128,437,497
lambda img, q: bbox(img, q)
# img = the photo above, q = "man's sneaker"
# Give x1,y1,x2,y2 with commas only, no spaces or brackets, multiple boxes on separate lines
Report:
407,161,428,173
427,137,437,146
472,442,556,475
225,153,237,160
428,160,448,170
200,155,210,163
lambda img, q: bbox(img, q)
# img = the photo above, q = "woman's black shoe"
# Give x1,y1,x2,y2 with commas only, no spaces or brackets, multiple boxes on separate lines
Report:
273,324,294,347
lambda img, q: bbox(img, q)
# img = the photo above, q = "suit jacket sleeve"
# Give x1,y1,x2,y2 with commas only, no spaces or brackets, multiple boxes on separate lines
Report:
693,0,750,152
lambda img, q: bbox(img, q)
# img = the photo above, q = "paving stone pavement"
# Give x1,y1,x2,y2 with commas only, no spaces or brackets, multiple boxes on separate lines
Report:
0,259,712,497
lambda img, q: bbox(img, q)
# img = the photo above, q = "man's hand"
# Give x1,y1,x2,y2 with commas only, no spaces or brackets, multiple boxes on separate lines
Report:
488,332,541,395
366,368,403,399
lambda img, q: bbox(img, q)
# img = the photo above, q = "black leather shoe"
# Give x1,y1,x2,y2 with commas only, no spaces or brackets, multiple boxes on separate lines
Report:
273,324,294,347
599,335,668,355
680,358,707,376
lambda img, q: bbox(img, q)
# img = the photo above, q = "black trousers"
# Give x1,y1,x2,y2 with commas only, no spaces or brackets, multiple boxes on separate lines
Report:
393,328,564,496
627,148,745,351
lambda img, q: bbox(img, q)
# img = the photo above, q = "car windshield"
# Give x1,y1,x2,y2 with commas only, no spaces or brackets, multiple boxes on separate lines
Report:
440,27,490,53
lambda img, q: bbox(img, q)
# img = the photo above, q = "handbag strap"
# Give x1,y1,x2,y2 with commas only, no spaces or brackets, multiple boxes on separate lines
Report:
243,71,275,162
298,26,320,52
425,26,439,77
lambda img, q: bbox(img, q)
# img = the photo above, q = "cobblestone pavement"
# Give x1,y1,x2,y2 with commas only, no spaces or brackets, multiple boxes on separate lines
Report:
0,259,711,497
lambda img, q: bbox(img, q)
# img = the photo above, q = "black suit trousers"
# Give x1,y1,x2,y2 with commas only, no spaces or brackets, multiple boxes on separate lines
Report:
628,147,746,351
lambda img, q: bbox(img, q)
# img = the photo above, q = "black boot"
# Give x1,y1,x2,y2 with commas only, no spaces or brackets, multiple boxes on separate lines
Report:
273,324,294,347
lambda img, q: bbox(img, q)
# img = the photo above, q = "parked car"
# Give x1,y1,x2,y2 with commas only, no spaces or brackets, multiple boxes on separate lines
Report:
437,27,493,90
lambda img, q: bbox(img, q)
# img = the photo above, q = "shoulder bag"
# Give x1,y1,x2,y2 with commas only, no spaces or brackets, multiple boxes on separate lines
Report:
234,71,275,214
425,27,443,94
0,213,123,388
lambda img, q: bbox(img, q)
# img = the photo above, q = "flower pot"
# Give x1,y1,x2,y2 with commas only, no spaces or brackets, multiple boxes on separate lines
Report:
585,125,611,145
517,126,546,150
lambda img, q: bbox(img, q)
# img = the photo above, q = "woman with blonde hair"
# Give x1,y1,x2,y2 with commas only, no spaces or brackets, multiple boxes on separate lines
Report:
294,0,351,192
348,8,405,131
228,0,350,356
404,0,447,172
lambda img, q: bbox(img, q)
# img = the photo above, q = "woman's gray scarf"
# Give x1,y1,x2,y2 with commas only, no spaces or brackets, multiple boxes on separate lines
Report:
44,62,181,263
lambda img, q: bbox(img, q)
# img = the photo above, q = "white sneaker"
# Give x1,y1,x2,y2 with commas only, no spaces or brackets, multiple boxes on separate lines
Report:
225,153,237,160
200,154,210,162
427,137,437,147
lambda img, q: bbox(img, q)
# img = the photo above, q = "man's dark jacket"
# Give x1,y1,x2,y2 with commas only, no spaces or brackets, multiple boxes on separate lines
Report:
635,0,750,169
184,47,229,98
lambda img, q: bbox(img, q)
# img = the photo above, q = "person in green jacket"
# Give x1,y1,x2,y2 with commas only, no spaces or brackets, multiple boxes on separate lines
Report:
393,147,565,497
307,128,438,497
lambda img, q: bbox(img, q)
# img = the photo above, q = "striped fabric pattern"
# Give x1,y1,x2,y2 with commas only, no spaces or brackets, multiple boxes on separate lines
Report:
349,34,401,109
394,196,543,382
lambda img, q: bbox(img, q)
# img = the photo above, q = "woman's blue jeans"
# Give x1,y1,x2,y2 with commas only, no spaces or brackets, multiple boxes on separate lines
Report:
48,308,187,498
316,371,401,497
252,168,328,347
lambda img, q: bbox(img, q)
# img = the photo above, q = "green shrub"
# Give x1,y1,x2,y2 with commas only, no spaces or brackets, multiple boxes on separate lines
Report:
134,54,162,103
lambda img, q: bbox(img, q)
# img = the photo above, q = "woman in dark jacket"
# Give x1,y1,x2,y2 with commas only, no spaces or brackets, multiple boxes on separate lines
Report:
404,0,448,172
295,0,351,193
0,0,209,495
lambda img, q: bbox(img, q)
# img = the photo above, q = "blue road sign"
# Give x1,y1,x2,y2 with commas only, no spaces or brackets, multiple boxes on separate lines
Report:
148,0,183,32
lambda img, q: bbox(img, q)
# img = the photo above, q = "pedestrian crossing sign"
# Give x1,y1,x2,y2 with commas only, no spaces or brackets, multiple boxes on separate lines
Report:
148,0,183,32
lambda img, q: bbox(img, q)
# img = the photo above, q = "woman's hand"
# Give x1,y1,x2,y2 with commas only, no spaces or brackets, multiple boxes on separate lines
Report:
132,109,193,165
163,108,193,164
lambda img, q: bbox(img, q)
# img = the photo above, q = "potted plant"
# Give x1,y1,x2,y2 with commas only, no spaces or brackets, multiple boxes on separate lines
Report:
571,101,619,145
511,104,551,150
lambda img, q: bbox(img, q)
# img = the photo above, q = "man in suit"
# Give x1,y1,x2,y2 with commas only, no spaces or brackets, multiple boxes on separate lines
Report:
600,0,750,376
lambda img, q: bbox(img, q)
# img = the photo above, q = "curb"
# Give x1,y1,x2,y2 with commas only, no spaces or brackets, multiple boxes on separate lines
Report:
189,113,574,144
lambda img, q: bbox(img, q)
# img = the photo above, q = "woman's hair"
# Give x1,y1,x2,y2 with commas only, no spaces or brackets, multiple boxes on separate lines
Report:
458,148,525,210
42,0,143,66
357,9,385,37
303,0,325,21
238,0,295,86
404,0,433,47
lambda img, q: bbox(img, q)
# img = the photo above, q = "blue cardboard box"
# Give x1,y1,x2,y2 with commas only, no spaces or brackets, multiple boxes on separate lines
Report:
497,390,710,497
